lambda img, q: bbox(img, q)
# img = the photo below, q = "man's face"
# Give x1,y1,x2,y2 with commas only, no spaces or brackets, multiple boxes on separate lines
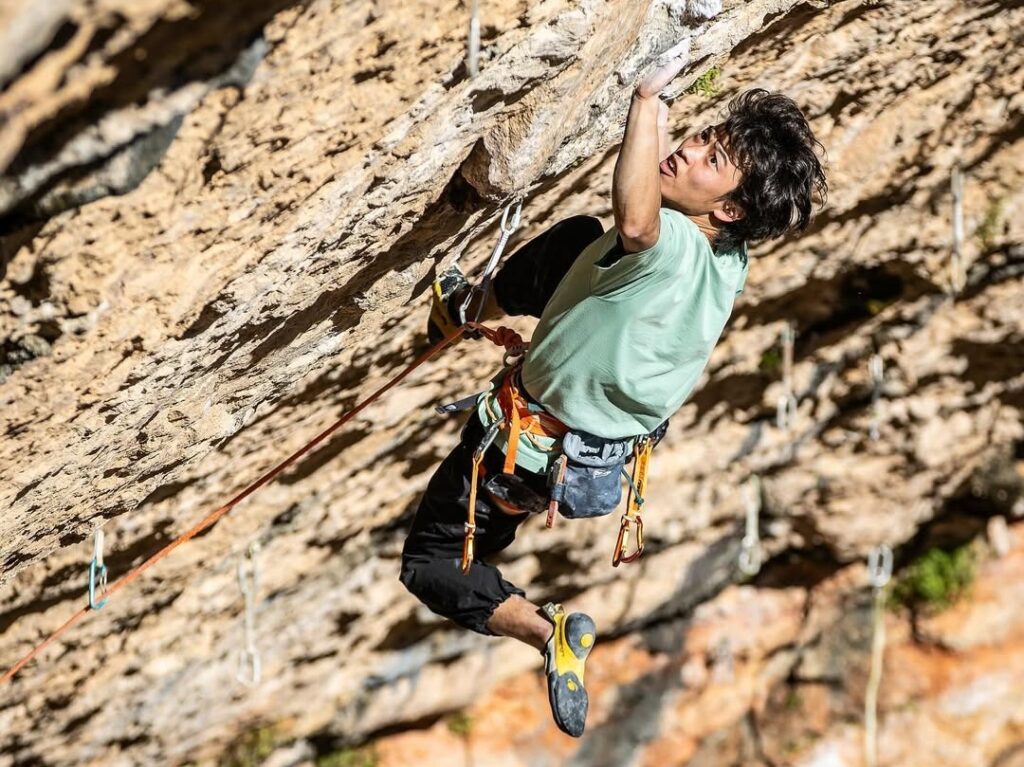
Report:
659,124,744,222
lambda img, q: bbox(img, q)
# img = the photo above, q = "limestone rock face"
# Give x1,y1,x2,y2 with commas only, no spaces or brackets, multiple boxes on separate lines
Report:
0,0,1022,765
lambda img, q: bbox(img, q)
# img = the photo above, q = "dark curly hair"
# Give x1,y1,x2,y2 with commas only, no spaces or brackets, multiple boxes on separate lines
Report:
713,89,828,252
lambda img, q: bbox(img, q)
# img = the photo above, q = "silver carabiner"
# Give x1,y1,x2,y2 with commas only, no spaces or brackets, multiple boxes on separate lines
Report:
88,528,109,610
499,200,523,235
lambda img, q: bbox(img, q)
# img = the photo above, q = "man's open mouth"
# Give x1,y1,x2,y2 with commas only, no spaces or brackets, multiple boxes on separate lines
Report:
660,155,677,177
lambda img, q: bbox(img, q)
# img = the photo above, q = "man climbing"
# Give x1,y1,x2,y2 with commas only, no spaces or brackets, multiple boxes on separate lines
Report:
400,53,828,737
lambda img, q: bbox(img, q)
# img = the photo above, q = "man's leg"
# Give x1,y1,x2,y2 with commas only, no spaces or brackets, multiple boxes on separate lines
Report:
486,594,552,651
492,214,604,319
400,416,543,641
464,214,605,323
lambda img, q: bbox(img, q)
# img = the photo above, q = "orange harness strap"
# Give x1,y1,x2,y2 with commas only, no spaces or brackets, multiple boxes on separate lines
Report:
461,366,566,573
495,368,566,473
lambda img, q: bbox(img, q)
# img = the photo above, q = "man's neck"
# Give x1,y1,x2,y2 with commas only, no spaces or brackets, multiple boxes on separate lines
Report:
684,213,722,247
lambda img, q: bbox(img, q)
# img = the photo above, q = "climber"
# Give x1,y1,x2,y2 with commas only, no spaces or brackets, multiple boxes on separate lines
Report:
400,53,828,737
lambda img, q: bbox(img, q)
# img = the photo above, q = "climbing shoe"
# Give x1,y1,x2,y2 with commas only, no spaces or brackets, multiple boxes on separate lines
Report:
427,263,473,345
542,602,596,738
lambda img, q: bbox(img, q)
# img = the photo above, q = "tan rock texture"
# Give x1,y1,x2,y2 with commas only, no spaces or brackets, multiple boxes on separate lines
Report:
0,0,1022,765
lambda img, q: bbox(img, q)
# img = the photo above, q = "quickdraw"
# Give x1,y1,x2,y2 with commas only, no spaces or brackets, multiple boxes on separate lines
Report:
88,528,109,610
613,437,652,567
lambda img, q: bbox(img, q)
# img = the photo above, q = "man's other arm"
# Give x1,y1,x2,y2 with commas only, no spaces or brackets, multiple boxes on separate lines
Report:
611,48,689,253
612,94,662,253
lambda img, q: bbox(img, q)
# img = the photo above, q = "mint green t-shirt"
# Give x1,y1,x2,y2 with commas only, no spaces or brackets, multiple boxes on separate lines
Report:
478,208,748,473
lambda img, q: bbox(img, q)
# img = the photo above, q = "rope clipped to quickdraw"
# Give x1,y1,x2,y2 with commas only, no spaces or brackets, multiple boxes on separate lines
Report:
613,436,652,567
738,475,763,576
236,541,262,687
864,543,893,767
868,354,884,442
88,528,109,610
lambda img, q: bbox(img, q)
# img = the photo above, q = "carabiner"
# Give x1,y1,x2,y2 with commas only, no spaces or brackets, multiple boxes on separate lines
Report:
612,513,644,567
460,522,477,574
88,528,108,610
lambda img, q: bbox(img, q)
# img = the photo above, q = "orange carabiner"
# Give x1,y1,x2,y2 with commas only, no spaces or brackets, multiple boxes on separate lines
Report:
461,521,477,574
612,513,644,567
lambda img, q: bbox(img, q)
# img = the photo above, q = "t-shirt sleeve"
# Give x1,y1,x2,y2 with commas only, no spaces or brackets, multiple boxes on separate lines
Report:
589,209,683,298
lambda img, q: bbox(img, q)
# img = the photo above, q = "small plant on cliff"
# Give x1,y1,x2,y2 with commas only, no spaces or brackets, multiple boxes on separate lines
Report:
976,196,1006,251
316,746,378,767
686,66,721,98
890,544,976,611
759,347,782,374
219,723,279,767
446,711,473,738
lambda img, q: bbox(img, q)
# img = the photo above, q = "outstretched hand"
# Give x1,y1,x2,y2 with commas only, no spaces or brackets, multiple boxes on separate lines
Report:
636,38,691,99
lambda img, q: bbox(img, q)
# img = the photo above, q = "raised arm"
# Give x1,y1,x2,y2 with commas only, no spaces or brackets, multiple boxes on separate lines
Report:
612,47,690,253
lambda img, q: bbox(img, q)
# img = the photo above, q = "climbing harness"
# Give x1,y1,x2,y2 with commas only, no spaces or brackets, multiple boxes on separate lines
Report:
613,437,651,567
460,357,568,573
446,332,658,572
737,475,763,576
775,322,797,433
467,0,480,78
236,542,262,687
88,528,109,610
868,354,884,442
950,163,965,296
1,322,485,686
864,543,893,767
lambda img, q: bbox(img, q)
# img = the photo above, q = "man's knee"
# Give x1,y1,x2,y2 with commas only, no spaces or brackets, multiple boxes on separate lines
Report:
399,555,425,599
557,214,604,244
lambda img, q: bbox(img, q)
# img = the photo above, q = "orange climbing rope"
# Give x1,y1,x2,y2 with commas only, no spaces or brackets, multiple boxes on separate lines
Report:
1,321,519,686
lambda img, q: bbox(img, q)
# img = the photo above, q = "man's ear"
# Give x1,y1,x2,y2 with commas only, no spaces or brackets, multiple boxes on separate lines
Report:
713,200,745,223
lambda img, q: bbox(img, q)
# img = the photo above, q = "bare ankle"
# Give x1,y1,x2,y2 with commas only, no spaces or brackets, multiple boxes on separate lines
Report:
487,596,553,652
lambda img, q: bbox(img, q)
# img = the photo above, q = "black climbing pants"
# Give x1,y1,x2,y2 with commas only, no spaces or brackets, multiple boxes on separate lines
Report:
400,214,604,635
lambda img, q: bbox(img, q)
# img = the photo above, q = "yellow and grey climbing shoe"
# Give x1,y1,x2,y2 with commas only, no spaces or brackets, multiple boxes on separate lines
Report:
427,263,473,345
542,602,596,738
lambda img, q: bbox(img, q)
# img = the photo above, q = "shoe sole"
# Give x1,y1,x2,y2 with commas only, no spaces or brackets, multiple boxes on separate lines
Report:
545,609,596,737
